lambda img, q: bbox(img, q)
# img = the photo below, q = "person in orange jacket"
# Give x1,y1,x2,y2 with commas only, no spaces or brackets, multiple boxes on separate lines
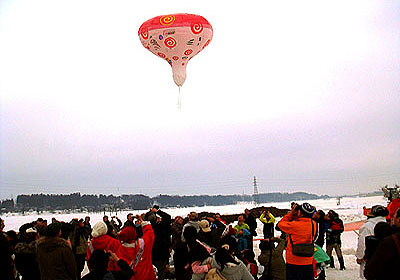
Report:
277,202,317,280
117,214,157,280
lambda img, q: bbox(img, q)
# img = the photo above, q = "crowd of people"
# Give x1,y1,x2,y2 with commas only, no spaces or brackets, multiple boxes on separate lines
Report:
0,201,399,280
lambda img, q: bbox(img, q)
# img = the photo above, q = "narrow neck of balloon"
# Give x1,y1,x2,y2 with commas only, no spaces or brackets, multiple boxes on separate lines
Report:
171,63,187,87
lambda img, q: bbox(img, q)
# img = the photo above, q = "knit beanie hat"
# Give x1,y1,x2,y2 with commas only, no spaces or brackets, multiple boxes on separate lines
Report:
118,226,137,243
92,221,108,238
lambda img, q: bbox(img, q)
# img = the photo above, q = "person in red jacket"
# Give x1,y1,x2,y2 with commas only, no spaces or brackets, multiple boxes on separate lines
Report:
387,198,400,225
118,214,156,280
87,221,122,271
277,202,317,280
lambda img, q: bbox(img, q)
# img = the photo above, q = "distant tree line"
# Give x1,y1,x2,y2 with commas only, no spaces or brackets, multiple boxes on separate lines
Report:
0,191,332,213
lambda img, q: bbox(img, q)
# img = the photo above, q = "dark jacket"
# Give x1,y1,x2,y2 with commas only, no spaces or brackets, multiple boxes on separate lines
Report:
171,221,183,249
258,238,286,280
364,231,400,280
326,217,344,245
0,232,14,280
82,259,134,280
15,241,40,280
151,210,172,261
244,214,257,236
313,216,327,247
36,236,77,280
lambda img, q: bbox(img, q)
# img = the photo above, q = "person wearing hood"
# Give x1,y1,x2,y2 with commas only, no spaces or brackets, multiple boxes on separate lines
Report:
117,214,156,280
182,211,201,237
211,245,254,280
15,227,40,280
36,222,77,280
356,205,389,279
87,221,122,272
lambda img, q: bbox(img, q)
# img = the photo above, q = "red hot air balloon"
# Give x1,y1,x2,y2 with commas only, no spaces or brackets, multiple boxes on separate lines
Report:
138,14,213,87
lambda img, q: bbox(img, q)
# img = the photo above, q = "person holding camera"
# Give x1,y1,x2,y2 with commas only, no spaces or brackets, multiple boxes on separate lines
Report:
277,202,317,280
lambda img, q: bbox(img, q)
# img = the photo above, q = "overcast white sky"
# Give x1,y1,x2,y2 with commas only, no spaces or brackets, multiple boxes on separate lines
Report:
1,0,399,200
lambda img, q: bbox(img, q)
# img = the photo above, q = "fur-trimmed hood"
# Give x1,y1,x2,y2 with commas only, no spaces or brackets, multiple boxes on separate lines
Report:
15,241,37,254
36,237,71,253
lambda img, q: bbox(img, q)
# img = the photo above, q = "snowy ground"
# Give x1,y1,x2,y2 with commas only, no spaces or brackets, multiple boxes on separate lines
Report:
2,195,388,280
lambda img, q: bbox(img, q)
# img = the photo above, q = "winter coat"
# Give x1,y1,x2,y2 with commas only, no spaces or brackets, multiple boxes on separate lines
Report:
387,198,400,224
118,222,156,280
87,222,122,271
36,236,77,280
151,209,172,262
355,216,386,279
258,238,285,280
0,232,14,280
277,214,317,265
171,221,183,249
15,241,40,280
81,259,134,280
364,231,400,280
244,214,257,237
313,217,327,247
259,212,275,239
326,217,344,245
70,226,89,255
210,255,255,280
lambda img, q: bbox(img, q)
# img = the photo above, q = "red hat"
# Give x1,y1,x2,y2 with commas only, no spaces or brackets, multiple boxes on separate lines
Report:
118,226,137,243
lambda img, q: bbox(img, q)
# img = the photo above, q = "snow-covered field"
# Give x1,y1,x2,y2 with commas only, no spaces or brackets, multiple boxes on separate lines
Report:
2,195,388,280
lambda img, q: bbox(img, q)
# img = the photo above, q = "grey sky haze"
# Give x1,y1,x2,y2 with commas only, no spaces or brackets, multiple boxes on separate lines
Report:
1,0,399,199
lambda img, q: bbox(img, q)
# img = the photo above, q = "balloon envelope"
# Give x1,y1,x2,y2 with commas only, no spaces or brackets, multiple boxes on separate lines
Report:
138,14,213,86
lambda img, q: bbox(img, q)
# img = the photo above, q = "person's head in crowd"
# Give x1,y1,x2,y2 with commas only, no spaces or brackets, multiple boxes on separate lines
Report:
294,203,315,218
78,218,84,227
242,249,256,263
259,239,274,251
244,208,250,216
368,205,389,218
103,216,109,223
183,226,197,244
127,213,134,222
188,211,198,221
151,205,160,213
60,222,74,240
313,210,325,220
199,220,211,233
22,227,39,243
226,225,237,236
215,213,221,220
0,217,4,231
374,222,393,240
175,216,183,224
220,234,238,255
85,216,91,224
51,217,57,223
44,222,62,237
118,226,137,244
88,250,110,274
6,230,18,246
237,215,245,224
215,247,239,271
144,211,157,223
92,221,108,238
